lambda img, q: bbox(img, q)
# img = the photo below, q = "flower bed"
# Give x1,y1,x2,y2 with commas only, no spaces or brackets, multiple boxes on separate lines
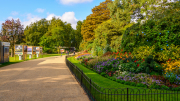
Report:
73,50,180,90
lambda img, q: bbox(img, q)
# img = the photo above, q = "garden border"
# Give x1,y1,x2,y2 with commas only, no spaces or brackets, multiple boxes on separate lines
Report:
65,55,179,101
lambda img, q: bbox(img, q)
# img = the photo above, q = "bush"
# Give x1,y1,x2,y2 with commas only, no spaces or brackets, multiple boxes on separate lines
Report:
131,45,156,61
136,83,147,87
100,72,106,77
120,80,125,84
149,84,161,89
116,79,122,83
172,87,180,91
161,85,169,90
130,82,136,86
124,81,131,85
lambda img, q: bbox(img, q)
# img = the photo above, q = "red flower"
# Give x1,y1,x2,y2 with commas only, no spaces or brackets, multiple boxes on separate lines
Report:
134,60,136,62
129,52,131,55
169,59,171,61
137,60,138,61
125,52,127,54
121,49,123,51
143,59,145,61
137,64,139,67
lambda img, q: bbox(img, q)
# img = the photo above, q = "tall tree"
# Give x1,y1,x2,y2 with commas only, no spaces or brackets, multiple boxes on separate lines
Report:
24,18,49,46
1,18,24,56
81,0,112,42
74,20,83,50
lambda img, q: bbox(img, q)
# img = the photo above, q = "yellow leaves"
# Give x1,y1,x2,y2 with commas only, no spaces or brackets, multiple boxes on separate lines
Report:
163,60,180,75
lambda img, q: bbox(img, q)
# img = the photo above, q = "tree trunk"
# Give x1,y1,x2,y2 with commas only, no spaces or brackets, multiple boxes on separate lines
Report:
11,49,13,57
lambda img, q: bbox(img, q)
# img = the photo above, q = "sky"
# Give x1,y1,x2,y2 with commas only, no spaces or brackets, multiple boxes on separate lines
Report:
0,0,109,30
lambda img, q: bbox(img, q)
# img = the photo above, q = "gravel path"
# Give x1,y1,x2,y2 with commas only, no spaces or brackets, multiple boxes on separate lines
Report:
0,55,90,101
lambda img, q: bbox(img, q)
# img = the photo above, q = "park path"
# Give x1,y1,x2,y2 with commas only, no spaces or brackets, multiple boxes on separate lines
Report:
0,55,90,101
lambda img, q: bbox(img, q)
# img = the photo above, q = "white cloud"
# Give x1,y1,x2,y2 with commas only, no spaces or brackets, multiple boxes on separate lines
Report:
36,8,45,13
59,0,93,5
46,12,78,29
22,13,41,28
7,16,19,20
46,13,61,20
11,11,18,16
21,12,79,29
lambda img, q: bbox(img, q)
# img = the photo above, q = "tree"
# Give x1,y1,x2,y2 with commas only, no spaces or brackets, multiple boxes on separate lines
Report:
24,18,49,46
81,0,112,42
1,18,24,56
39,17,74,53
74,20,83,50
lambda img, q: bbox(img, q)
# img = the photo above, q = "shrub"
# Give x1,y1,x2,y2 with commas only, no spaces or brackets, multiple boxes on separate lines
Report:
136,83,147,87
161,85,169,90
154,44,180,62
172,87,180,91
162,59,180,77
131,45,156,61
149,84,161,89
124,81,131,85
100,72,106,77
120,80,125,84
116,79,122,83
130,82,136,86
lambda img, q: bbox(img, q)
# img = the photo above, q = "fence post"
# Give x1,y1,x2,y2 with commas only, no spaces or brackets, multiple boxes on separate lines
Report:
81,70,83,86
90,79,91,95
127,88,128,101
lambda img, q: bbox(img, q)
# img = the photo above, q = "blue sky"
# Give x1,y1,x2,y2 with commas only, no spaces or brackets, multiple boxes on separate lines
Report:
0,0,110,30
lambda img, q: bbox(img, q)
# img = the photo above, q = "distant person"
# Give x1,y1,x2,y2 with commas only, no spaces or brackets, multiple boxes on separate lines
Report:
73,51,75,55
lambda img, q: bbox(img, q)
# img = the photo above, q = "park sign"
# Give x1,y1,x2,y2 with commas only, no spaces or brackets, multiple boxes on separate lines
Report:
36,47,40,54
15,45,28,55
27,46,32,54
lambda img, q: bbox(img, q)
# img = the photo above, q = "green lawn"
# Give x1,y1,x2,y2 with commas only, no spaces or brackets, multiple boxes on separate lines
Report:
0,53,66,68
67,56,180,101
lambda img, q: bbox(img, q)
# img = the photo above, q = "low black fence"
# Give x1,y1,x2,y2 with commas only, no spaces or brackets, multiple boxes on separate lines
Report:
65,55,180,101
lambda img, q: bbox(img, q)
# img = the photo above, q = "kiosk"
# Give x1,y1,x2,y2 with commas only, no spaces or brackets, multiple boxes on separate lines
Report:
0,41,10,63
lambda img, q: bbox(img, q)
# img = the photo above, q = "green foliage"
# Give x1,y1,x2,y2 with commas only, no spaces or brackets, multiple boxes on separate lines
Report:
149,84,161,89
24,18,49,46
154,44,180,62
124,81,131,85
131,45,156,61
100,72,106,77
130,82,136,86
161,85,169,90
74,21,83,51
136,83,147,87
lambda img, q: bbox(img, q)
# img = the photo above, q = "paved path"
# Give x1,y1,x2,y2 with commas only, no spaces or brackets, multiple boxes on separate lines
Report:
0,55,90,101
